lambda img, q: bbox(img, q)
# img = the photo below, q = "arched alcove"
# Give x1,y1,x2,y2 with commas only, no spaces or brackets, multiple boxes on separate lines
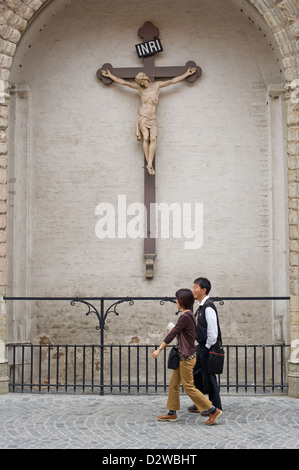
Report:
0,0,298,396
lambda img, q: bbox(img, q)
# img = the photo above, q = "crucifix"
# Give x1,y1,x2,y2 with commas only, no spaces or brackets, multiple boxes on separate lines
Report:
97,22,202,279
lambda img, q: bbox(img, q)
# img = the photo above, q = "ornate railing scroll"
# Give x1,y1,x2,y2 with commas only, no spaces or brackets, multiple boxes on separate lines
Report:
70,297,136,331
212,297,225,306
159,296,180,315
70,299,102,330
103,297,135,330
69,296,224,332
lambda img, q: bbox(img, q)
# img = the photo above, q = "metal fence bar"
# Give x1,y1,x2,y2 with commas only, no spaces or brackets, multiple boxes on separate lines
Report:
64,346,68,393
145,346,149,393
253,346,257,394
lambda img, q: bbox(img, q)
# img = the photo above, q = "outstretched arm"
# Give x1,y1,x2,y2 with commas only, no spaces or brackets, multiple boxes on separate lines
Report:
158,67,196,89
101,69,139,90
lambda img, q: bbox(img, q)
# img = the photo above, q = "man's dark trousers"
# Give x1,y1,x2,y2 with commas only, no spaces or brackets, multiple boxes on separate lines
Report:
193,344,222,410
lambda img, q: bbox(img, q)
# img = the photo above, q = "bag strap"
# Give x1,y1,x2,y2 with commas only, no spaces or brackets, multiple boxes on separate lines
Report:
185,311,196,330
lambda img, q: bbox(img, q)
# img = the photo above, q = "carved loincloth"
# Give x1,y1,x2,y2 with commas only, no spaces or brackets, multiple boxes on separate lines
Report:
135,110,157,141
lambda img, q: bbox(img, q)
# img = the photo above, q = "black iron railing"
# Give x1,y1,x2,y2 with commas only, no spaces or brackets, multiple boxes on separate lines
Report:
7,342,289,395
4,296,290,395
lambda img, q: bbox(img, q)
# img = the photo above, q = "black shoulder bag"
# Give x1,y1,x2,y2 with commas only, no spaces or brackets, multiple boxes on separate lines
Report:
208,343,225,375
167,346,179,370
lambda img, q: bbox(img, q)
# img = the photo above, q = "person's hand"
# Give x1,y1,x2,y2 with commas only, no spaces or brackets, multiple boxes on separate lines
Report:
101,69,112,78
152,349,160,359
187,67,196,75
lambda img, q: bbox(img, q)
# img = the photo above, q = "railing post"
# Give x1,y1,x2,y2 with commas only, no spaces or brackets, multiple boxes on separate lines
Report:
100,298,105,396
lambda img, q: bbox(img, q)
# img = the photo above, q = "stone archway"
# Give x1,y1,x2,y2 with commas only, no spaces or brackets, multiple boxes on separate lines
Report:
0,0,298,396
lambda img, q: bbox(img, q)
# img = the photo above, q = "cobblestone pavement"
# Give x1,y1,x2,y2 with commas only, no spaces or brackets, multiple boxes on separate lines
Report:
0,393,298,450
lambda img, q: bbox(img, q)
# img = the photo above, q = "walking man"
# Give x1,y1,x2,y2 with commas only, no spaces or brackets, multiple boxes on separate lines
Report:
188,277,223,414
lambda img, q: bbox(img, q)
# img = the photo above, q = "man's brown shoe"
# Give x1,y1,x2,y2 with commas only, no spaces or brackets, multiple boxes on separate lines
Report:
157,413,178,422
205,408,222,426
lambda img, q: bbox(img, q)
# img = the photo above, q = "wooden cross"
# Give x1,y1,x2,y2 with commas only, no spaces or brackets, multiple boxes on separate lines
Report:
97,22,201,279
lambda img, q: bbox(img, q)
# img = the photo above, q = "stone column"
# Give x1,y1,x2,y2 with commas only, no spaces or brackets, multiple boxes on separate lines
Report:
286,83,299,398
0,305,9,394
0,0,47,395
0,82,9,394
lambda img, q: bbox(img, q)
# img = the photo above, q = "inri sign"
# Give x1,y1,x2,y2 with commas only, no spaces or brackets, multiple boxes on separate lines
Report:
135,38,163,58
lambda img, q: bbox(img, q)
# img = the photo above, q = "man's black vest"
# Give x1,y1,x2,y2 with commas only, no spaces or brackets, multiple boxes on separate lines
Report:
195,298,222,346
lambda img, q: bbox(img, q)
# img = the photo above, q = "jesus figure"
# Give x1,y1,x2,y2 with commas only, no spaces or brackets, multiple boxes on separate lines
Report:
101,67,196,175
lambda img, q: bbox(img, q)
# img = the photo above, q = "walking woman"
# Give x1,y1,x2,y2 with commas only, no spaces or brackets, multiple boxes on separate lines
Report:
152,288,222,426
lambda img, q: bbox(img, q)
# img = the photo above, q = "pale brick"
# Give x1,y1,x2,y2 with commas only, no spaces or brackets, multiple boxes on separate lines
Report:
3,10,27,33
250,1,276,15
284,66,299,82
275,30,295,55
0,202,6,214
290,239,299,252
283,55,297,69
0,230,6,244
278,1,299,23
0,157,7,169
290,224,299,239
0,105,8,120
0,215,6,230
0,257,6,273
289,209,299,225
0,271,6,287
0,244,6,257
0,170,6,185
0,132,6,144
286,102,299,126
290,251,299,266
287,141,299,156
0,184,7,201
289,198,299,210
0,118,8,130
0,54,12,69
288,156,299,169
22,0,44,11
264,8,285,30
290,294,299,312
0,38,16,56
289,182,299,197
290,265,299,280
288,169,299,182
0,144,7,156
290,277,299,295
0,24,21,44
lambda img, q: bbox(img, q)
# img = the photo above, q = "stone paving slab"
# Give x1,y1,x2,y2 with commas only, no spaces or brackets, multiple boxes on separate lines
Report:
0,394,298,450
